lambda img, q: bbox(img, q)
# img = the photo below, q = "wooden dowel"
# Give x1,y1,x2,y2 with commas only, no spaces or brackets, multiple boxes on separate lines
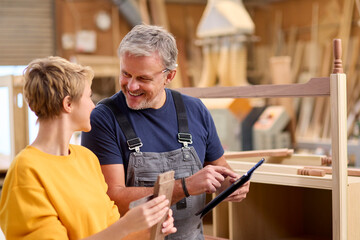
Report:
297,168,326,177
321,156,332,165
333,39,343,73
304,166,360,177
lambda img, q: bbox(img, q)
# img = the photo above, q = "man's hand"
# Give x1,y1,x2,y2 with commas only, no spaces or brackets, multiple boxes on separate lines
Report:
185,165,239,195
220,171,250,202
224,181,250,202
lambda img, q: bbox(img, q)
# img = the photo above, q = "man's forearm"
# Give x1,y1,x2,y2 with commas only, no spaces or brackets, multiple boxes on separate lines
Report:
171,179,189,204
108,180,189,215
108,186,154,215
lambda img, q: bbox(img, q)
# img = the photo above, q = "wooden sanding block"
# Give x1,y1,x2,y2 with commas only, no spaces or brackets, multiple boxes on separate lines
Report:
128,171,175,240
150,171,175,240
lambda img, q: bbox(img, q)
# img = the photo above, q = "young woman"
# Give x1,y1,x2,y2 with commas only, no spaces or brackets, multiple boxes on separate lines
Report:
0,56,176,239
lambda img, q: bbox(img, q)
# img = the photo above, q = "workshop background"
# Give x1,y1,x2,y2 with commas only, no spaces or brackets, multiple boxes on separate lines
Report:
1,0,360,239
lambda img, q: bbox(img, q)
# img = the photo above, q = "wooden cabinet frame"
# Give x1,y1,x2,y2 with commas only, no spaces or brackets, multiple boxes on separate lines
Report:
177,39,349,239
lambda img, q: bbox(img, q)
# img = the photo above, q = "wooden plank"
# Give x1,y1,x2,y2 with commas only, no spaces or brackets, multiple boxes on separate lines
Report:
228,161,326,177
217,38,231,86
330,39,348,240
346,37,360,115
150,171,175,240
138,0,151,24
177,77,330,99
224,148,293,159
308,42,332,139
297,3,319,138
197,43,218,87
176,38,191,87
226,153,331,166
229,39,248,86
184,15,203,87
337,0,355,69
269,56,296,144
148,0,169,29
290,40,305,84
286,26,297,59
231,167,334,190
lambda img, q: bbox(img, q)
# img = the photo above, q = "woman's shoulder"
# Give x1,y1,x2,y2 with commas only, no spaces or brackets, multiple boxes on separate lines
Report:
70,144,96,157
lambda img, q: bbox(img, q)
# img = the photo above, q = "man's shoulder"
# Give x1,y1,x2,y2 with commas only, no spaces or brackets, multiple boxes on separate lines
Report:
91,92,125,120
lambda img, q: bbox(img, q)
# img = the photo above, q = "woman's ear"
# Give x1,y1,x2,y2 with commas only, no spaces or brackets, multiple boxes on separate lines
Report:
62,96,72,113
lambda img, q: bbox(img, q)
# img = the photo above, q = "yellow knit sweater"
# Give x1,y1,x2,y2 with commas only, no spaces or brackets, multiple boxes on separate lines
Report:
0,144,120,239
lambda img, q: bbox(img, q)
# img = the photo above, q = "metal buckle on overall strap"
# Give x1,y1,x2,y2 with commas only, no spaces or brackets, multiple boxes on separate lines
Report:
127,137,143,153
178,133,192,148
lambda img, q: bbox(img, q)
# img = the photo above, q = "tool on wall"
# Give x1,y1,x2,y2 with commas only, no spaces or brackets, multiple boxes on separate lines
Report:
196,0,255,87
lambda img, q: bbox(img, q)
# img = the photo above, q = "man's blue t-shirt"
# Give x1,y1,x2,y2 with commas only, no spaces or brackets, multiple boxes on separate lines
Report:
81,89,224,173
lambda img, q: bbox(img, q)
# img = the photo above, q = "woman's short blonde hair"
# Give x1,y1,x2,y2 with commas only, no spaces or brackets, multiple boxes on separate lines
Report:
23,56,94,120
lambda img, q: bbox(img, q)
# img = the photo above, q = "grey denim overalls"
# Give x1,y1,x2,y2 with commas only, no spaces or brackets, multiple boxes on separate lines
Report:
101,90,205,240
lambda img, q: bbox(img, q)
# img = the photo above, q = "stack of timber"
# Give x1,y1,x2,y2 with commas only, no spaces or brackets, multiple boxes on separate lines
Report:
246,0,360,143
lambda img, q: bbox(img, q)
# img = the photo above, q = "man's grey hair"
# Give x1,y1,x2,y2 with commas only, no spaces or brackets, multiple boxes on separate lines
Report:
118,24,178,70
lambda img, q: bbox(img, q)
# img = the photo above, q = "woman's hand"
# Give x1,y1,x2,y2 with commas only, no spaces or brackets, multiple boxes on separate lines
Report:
161,209,177,235
122,195,169,233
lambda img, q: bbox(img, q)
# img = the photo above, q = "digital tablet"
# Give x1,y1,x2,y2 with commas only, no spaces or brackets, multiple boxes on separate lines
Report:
195,158,265,218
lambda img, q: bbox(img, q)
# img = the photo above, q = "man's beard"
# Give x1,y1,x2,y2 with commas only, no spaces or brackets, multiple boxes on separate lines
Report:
126,97,150,110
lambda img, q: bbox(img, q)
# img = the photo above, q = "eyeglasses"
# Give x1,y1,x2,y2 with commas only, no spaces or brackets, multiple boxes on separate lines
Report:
120,64,177,81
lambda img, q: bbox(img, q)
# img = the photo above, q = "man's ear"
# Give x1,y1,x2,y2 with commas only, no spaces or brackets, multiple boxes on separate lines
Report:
62,96,72,113
165,70,176,85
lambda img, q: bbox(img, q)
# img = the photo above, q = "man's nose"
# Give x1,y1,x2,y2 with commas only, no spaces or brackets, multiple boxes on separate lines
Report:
127,78,140,91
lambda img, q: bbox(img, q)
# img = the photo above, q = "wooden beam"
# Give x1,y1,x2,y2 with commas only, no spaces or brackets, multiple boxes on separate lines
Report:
177,77,330,99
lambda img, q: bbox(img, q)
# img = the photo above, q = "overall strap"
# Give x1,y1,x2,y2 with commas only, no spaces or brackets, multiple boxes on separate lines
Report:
98,97,143,153
170,90,193,148
98,90,192,151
